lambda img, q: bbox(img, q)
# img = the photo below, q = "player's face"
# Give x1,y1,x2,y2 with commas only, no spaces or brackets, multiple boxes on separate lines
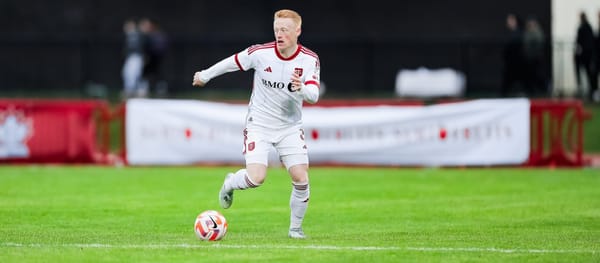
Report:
274,18,299,51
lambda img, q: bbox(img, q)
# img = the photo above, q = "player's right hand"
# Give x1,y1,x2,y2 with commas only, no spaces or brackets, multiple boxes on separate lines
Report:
192,71,205,87
290,72,302,91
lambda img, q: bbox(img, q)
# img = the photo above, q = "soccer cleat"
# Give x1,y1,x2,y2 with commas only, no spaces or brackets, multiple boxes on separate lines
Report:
219,173,234,209
288,227,306,239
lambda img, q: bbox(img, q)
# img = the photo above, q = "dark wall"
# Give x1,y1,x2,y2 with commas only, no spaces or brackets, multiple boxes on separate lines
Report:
0,0,551,98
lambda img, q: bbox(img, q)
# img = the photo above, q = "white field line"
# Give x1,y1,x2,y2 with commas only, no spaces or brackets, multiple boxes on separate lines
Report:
1,242,597,254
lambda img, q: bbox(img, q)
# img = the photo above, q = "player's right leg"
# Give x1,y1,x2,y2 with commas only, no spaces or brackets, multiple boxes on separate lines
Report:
219,164,267,209
219,128,270,209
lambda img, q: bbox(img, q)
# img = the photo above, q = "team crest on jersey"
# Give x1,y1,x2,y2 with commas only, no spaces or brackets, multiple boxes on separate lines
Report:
294,68,303,77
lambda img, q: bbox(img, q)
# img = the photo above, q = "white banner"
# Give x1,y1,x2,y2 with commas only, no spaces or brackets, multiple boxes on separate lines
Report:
126,98,530,166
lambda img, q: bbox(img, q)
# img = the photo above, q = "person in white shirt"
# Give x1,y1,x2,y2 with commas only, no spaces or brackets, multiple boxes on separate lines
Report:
192,9,320,239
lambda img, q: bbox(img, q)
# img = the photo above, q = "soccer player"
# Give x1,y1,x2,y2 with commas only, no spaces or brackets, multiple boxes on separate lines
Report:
192,9,320,239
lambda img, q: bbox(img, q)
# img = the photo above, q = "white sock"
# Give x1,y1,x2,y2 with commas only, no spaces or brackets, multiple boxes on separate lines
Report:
224,169,260,192
289,182,309,229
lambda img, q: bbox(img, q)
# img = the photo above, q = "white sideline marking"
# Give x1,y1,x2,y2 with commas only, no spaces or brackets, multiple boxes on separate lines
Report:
1,242,596,254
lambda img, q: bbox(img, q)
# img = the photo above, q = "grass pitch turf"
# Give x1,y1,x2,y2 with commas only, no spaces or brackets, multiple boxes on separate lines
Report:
0,166,599,262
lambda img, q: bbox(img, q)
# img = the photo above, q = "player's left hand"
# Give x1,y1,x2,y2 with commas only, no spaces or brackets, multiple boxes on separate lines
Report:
290,72,302,91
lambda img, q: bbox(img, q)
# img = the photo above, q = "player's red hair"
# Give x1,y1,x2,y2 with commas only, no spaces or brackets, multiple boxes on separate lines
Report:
274,9,302,29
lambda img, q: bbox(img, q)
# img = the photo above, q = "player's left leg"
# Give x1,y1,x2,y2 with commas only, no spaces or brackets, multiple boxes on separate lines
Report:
285,162,310,239
277,127,310,239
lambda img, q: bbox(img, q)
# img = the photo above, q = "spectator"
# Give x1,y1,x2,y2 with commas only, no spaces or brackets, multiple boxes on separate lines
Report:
501,13,526,97
139,18,169,97
594,10,600,102
574,11,596,100
522,16,546,97
121,18,145,99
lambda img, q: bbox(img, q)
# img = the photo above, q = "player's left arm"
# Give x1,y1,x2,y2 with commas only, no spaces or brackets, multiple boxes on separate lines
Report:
291,58,320,104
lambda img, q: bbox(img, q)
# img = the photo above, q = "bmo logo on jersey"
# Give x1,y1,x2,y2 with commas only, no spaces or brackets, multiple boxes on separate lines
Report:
260,78,298,93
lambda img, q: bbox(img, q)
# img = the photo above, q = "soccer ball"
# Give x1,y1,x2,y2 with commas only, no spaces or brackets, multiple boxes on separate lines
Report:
194,210,228,241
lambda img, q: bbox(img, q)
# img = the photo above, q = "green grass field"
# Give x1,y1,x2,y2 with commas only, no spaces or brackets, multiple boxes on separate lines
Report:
1,166,599,262
584,104,600,153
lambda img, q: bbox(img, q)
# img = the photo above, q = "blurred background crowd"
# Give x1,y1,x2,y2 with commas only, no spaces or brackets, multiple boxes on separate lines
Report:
0,0,599,103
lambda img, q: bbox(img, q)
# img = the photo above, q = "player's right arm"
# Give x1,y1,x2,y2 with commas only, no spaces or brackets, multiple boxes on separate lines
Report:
192,51,250,87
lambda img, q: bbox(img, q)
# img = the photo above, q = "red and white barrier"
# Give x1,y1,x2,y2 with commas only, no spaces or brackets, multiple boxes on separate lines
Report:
0,98,586,167
125,98,530,166
0,99,110,164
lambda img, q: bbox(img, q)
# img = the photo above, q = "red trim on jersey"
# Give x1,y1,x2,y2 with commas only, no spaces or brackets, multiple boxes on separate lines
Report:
275,44,302,61
305,80,320,89
300,47,319,61
248,42,276,55
234,53,244,71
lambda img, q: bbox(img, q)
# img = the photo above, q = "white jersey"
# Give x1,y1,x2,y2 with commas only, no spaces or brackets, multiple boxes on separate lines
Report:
198,42,320,130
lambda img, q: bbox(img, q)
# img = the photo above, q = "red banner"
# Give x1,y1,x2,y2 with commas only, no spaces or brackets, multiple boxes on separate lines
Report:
0,99,109,164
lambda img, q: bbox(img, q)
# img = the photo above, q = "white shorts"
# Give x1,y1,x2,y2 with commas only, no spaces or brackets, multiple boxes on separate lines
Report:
243,125,308,169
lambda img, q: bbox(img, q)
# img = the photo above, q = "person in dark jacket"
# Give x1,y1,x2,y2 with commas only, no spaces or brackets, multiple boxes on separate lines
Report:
593,10,600,102
574,12,596,100
139,18,169,97
501,13,526,97
522,16,546,97
121,18,146,99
